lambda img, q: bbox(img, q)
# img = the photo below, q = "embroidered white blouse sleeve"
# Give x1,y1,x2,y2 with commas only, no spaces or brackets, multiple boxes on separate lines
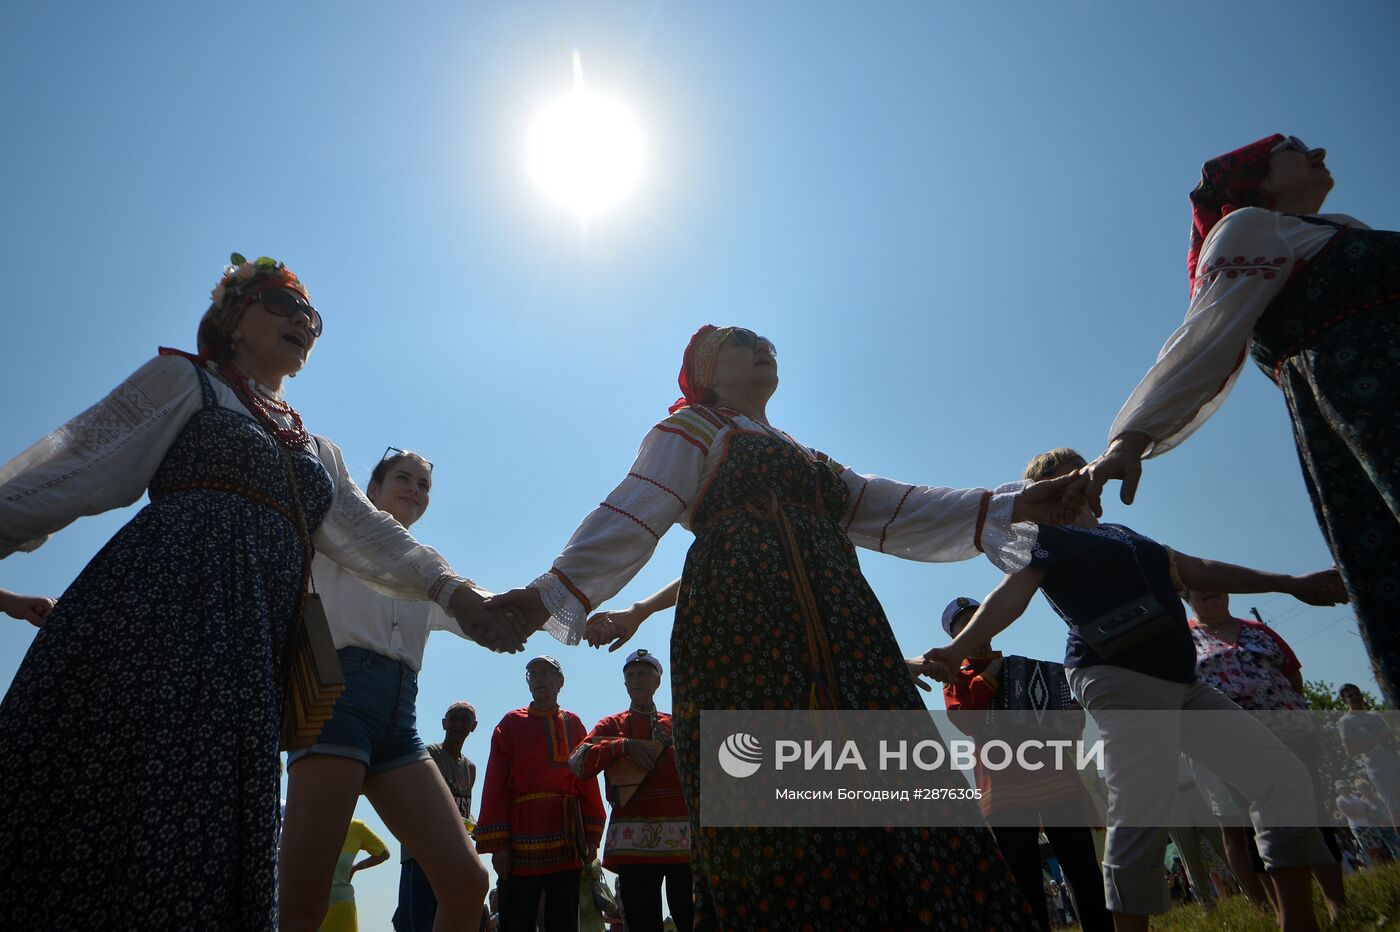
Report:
1108,209,1366,457
0,355,204,558
836,465,1036,573
528,420,706,645
310,437,468,609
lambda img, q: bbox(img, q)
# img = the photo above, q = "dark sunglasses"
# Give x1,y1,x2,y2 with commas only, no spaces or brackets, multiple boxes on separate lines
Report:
1272,135,1309,154
380,446,434,471
253,288,324,338
729,328,777,356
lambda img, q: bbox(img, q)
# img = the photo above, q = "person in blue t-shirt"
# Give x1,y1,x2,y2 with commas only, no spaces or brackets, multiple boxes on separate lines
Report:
920,447,1347,932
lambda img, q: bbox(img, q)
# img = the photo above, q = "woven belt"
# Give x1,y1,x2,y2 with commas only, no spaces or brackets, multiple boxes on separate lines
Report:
150,479,296,527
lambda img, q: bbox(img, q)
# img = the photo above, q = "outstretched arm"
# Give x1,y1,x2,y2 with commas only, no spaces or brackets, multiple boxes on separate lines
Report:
916,566,1045,676
1084,210,1300,515
1172,552,1348,605
584,577,681,651
0,589,57,628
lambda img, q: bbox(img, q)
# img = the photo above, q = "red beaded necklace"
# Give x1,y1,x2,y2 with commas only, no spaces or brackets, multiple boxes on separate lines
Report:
215,363,311,449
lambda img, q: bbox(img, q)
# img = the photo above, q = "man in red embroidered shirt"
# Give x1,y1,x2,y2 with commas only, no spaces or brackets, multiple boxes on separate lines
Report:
570,649,692,932
475,655,606,932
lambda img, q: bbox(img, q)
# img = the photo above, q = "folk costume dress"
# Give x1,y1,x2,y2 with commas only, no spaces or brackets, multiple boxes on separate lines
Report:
0,355,467,930
1110,134,1400,706
526,403,1040,930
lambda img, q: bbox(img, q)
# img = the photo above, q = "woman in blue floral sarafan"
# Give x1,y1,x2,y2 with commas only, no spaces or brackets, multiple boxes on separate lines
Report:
1086,134,1400,708
0,255,500,930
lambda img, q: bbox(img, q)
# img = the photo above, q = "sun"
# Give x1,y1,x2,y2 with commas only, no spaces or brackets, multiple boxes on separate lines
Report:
529,52,646,224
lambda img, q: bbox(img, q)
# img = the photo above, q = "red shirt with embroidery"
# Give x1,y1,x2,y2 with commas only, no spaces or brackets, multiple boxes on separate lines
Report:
474,706,606,876
942,653,1088,817
569,708,691,869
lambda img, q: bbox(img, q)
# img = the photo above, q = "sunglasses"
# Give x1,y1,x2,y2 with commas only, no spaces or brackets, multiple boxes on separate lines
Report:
250,287,324,337
1272,135,1309,154
380,446,434,471
729,328,777,356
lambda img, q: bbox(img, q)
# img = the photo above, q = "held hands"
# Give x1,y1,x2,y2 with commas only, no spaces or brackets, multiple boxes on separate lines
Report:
1011,470,1090,526
1289,568,1349,606
450,585,530,654
906,652,956,692
1082,433,1153,517
584,604,648,651
0,589,56,628
481,587,551,648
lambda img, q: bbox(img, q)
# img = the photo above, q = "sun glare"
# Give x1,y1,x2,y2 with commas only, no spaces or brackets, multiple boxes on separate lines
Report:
529,52,646,224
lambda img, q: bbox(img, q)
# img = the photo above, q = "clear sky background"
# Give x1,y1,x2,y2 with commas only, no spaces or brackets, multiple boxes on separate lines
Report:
2,1,1397,925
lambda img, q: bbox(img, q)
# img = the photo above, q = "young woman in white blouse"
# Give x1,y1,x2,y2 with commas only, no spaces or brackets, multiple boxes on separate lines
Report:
1083,134,1400,708
279,449,492,932
0,254,506,930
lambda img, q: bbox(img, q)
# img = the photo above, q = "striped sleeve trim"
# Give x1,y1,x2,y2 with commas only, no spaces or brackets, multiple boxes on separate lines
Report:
549,567,594,613
627,471,688,508
878,486,917,553
600,502,661,541
655,408,719,455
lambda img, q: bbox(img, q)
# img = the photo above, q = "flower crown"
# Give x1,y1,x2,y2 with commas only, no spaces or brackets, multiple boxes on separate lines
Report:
208,252,306,312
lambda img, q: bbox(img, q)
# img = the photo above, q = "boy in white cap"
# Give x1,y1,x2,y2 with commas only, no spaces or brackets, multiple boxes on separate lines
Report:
911,598,1112,932
570,649,693,932
475,656,606,932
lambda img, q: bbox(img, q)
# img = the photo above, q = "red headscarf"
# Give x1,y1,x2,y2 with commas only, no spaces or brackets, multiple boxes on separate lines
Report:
1187,134,1284,290
669,324,735,414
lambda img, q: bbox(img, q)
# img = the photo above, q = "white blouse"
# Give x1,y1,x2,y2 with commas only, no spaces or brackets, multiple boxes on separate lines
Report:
311,553,480,672
0,355,464,611
1109,208,1369,456
527,406,1037,645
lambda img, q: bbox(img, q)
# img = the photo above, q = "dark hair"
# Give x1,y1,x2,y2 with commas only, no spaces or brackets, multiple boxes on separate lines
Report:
367,451,433,496
1339,683,1361,695
1024,447,1087,481
196,306,239,364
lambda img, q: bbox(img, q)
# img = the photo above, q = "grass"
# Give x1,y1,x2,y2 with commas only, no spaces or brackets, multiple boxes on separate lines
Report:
1064,863,1400,931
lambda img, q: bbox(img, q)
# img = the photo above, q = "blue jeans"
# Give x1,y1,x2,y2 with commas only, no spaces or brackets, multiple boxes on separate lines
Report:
392,859,437,932
287,646,430,775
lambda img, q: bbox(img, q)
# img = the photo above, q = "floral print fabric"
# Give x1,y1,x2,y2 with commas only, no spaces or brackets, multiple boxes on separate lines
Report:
670,415,1035,930
1250,222,1400,707
0,361,332,930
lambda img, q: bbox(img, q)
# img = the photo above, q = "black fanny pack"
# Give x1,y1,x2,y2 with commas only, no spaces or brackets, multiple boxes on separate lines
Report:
1075,594,1176,659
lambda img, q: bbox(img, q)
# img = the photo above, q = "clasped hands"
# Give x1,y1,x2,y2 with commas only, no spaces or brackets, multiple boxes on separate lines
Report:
450,585,551,654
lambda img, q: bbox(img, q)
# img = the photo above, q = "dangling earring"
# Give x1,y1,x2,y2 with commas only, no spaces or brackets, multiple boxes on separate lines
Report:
232,330,244,342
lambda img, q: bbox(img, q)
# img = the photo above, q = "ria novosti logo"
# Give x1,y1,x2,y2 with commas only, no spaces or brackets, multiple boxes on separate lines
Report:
717,733,764,778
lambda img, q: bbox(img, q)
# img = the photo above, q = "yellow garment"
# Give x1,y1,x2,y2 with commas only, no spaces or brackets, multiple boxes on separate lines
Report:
318,819,388,932
319,901,359,932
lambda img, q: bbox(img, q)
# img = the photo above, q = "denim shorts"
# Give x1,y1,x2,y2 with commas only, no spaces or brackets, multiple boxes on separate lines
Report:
287,646,430,776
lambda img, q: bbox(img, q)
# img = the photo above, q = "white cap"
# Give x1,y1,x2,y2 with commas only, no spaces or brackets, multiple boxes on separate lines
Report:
624,648,663,675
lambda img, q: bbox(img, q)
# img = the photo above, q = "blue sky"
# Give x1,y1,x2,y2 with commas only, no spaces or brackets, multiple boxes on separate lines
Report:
2,1,1396,923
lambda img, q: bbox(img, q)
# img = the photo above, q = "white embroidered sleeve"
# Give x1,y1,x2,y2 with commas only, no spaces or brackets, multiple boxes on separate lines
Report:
1109,208,1296,456
0,355,204,558
528,423,705,644
838,469,1036,572
312,437,466,608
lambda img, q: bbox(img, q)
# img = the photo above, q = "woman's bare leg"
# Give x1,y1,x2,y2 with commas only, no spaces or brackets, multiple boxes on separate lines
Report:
279,755,368,931
365,759,489,932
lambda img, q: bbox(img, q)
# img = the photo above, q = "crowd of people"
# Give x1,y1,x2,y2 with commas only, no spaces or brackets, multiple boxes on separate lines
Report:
0,128,1395,931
